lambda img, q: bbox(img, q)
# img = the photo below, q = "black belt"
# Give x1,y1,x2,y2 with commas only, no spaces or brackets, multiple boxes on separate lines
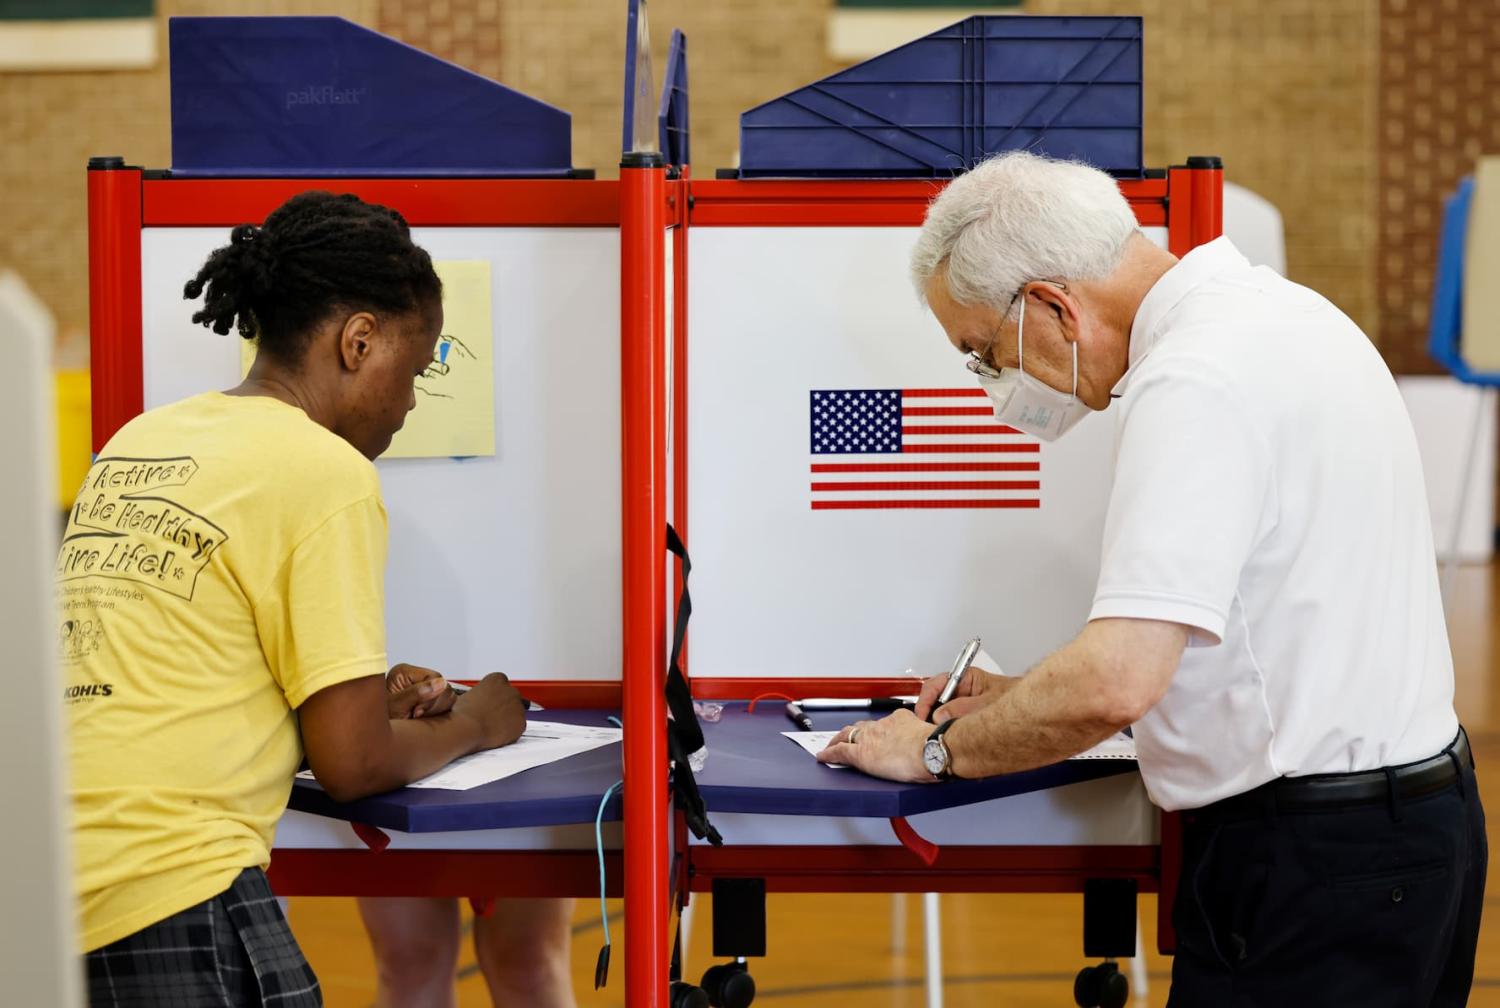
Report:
1198,729,1473,819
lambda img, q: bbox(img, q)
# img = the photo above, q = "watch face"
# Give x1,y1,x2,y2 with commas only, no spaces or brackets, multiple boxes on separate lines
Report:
922,738,946,776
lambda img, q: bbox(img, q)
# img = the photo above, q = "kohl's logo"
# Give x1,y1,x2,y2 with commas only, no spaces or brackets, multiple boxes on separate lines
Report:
286,84,367,111
64,683,113,704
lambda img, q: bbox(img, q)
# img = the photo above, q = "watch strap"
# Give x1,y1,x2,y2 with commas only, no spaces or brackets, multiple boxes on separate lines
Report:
927,718,959,743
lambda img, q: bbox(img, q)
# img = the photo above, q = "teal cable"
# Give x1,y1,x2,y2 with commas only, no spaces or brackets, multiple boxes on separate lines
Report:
593,714,626,987
595,777,624,948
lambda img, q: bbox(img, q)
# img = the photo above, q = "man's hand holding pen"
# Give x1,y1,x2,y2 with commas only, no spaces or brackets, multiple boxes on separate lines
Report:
912,665,1017,723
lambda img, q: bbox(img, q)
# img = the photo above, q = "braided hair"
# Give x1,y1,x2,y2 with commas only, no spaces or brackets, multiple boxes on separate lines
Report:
183,191,442,362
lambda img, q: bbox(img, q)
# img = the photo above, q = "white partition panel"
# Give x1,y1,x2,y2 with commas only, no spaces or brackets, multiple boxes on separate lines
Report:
1398,375,1497,562
687,227,1167,679
140,227,622,680
0,274,81,1005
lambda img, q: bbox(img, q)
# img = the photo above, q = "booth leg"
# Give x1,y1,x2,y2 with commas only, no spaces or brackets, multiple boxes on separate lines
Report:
922,892,943,1008
700,878,762,1008
1074,879,1137,1008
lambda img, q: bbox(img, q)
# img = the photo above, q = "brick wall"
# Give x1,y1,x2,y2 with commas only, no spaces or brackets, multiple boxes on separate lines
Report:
0,0,376,363
1029,0,1380,340
1376,0,1500,374
4,0,1497,378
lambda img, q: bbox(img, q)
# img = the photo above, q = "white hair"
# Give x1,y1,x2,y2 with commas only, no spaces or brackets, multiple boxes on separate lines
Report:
910,151,1139,317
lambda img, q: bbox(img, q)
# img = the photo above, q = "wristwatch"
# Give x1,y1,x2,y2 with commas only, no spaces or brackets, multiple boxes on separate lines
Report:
922,718,960,780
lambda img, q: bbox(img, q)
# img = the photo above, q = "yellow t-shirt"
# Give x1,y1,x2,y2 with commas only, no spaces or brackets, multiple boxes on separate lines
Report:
60,391,388,952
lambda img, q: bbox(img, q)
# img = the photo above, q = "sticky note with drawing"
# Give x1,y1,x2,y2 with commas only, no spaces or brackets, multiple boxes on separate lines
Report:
390,259,496,458
239,258,497,458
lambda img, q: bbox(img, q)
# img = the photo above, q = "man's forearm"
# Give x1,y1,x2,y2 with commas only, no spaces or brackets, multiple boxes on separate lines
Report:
815,619,1184,784
942,635,1136,779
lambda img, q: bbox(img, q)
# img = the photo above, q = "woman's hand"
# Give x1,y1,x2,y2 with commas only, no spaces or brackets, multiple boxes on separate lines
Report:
385,663,456,720
451,673,528,749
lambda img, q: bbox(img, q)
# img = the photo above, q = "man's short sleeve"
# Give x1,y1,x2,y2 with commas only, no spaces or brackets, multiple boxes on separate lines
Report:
1089,364,1277,646
253,495,388,707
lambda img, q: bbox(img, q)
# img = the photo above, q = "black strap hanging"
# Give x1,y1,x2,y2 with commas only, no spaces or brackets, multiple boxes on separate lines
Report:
665,524,721,846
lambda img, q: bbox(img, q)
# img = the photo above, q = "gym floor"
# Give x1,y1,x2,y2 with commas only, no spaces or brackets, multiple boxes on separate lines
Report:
289,562,1500,1007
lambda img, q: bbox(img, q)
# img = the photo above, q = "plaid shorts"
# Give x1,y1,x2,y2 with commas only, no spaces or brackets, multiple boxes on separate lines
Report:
85,867,321,1007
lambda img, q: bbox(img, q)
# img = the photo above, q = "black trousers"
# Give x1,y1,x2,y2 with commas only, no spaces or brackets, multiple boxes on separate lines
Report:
1167,749,1487,1007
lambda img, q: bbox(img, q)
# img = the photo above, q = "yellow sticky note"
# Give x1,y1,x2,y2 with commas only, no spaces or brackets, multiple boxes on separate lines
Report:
238,259,496,458
389,260,496,458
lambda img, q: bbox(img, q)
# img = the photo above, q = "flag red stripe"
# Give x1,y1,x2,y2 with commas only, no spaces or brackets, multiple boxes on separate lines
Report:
812,480,1041,492
810,461,1040,473
901,388,988,398
904,424,1022,436
812,499,1041,510
902,406,993,416
903,443,1039,454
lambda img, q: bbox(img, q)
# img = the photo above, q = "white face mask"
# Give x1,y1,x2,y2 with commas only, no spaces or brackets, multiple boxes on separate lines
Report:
974,295,1091,441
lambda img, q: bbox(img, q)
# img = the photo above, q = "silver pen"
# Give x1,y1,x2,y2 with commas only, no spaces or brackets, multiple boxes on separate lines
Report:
797,697,916,712
930,637,982,722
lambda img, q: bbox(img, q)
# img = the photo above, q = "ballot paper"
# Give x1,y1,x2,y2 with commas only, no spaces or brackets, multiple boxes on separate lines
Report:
1070,732,1137,760
781,729,1137,769
782,731,848,767
297,721,622,792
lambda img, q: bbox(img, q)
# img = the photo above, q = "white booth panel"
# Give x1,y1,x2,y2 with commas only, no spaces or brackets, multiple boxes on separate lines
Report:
0,273,81,1006
1398,376,1497,562
140,227,622,680
686,226,1137,679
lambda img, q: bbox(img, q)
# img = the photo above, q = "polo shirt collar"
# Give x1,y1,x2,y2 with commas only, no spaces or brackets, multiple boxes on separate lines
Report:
1111,236,1250,396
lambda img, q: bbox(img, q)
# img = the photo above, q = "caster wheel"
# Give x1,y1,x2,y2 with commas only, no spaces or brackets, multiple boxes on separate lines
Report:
1100,970,1129,1008
670,981,709,1008
719,969,755,1008
1074,965,1102,1007
701,962,756,1008
1074,962,1127,1008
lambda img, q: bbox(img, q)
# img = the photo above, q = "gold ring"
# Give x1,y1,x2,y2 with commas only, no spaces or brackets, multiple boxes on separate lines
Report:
847,728,860,744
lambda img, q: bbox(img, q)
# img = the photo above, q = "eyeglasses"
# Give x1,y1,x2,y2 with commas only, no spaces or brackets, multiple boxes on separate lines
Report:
964,280,1068,380
965,327,1009,380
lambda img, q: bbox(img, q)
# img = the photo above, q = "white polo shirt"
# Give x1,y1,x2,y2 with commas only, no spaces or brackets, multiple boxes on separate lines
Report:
1089,237,1458,812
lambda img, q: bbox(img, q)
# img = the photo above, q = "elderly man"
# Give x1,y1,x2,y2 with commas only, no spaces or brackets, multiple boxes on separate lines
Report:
817,152,1485,1005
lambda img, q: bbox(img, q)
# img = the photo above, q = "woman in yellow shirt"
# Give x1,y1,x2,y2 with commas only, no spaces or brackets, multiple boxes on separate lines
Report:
64,191,566,1006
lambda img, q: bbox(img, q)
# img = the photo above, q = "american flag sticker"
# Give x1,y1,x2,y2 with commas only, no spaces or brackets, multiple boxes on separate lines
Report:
809,388,1041,510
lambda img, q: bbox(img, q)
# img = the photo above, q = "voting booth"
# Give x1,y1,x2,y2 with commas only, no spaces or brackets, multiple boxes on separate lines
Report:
85,10,1224,1006
675,19,1221,1005
87,5,631,926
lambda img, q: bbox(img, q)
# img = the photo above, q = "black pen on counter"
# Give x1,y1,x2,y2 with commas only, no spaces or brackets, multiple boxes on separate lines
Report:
784,701,815,732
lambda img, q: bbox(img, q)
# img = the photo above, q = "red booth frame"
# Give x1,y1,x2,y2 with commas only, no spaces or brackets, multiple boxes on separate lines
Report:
88,162,1223,1008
